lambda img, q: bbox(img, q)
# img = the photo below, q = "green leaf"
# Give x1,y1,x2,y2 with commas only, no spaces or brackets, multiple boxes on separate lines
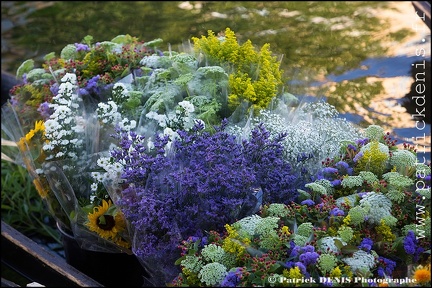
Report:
333,238,344,250
16,59,35,78
43,52,56,62
174,256,186,265
83,35,94,46
340,245,359,254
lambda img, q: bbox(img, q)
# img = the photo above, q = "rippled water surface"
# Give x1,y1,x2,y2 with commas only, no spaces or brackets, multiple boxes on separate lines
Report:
1,1,430,159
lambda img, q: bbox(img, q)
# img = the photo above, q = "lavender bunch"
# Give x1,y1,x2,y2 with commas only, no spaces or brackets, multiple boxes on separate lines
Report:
108,119,302,284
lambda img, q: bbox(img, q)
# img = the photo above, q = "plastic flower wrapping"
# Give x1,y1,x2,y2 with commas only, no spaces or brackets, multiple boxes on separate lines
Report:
1,27,430,287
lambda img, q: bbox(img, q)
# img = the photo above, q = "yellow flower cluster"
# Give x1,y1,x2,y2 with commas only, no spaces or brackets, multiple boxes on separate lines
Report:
192,27,283,114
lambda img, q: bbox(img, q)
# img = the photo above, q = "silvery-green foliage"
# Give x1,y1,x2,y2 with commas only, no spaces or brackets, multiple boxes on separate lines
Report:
227,101,363,177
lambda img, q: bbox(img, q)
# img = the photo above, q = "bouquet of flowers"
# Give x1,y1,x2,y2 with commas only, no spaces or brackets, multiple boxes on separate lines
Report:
3,26,427,288
1,27,316,283
1,34,163,254
170,125,431,287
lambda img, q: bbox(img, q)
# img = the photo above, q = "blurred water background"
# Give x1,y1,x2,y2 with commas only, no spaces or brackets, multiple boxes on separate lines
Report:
1,1,430,161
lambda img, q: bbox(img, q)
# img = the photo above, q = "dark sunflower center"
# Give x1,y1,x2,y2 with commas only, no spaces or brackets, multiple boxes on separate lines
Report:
97,215,115,231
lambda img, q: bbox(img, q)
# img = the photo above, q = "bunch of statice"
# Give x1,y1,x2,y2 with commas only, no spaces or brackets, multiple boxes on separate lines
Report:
104,119,302,285
227,100,363,180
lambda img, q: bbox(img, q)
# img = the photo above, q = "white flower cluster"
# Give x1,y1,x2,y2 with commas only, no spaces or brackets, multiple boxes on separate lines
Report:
233,214,263,236
201,243,227,263
358,192,393,225
42,73,84,160
146,100,198,132
318,236,346,253
342,250,376,274
97,83,136,131
198,262,227,286
228,101,362,176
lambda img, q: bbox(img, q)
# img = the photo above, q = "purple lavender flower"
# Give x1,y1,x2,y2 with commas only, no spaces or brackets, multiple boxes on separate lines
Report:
113,120,301,269
79,88,89,97
301,199,315,206
353,152,363,163
220,268,242,287
299,251,319,266
37,102,51,119
331,179,341,187
330,207,344,216
74,43,90,52
294,262,309,277
377,256,396,277
347,144,357,151
10,96,18,107
335,161,349,169
50,82,59,95
288,242,301,258
358,237,373,252
355,138,369,146
404,230,425,262
403,230,416,255
301,245,315,253
323,167,338,174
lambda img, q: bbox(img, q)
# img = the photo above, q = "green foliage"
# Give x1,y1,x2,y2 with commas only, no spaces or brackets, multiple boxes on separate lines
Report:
192,28,283,114
355,141,389,177
1,160,61,244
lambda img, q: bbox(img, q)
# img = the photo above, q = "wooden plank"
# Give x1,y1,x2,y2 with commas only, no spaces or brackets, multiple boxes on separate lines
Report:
1,221,104,287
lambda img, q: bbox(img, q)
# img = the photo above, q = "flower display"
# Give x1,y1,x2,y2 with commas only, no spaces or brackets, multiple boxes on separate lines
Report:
170,127,431,287
1,26,430,287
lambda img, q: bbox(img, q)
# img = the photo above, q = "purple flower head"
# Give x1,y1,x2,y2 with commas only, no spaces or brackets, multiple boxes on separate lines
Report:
74,43,90,52
289,243,301,258
220,268,242,287
299,251,319,266
284,261,295,269
347,144,357,151
331,179,341,187
357,192,368,198
355,138,369,146
50,82,59,95
297,152,313,162
330,207,345,217
353,152,363,163
10,96,19,106
37,102,51,119
301,245,315,253
301,199,315,206
323,167,338,174
377,256,396,277
403,230,416,255
114,120,301,266
335,161,349,170
358,237,373,252
79,88,89,97
403,230,424,262
294,262,309,277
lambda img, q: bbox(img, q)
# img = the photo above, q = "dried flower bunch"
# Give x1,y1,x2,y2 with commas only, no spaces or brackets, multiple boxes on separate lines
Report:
1,26,430,287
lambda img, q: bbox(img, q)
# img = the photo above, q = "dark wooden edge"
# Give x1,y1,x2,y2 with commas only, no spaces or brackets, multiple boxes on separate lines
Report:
412,1,431,30
1,221,104,287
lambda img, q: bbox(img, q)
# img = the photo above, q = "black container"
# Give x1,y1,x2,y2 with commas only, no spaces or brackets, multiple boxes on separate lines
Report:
57,223,150,287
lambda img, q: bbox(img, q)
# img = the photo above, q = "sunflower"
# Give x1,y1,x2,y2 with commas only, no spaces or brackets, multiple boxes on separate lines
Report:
25,120,45,142
413,265,431,284
86,199,131,248
33,177,50,198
